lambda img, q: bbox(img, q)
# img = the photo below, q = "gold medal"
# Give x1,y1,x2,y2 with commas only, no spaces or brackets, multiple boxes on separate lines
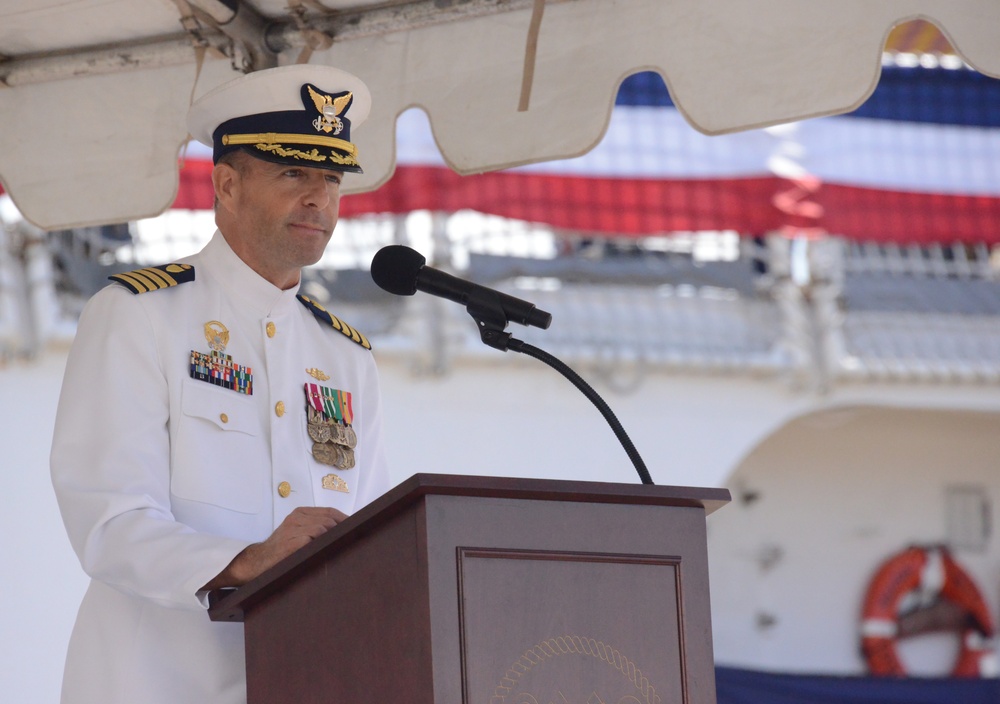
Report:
312,441,356,470
337,446,356,470
342,426,358,449
312,441,345,468
306,406,330,442
308,421,331,444
327,422,347,446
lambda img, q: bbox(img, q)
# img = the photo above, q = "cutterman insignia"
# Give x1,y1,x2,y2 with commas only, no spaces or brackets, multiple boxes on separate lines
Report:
306,367,331,381
108,264,195,294
296,294,371,350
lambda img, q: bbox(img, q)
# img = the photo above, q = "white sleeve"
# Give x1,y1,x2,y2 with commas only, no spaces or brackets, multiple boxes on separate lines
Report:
51,286,250,611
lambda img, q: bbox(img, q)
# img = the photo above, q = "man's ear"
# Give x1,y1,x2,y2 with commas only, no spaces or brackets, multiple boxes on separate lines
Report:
212,162,239,212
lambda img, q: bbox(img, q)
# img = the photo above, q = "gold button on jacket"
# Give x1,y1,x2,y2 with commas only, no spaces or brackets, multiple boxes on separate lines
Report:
277,481,291,498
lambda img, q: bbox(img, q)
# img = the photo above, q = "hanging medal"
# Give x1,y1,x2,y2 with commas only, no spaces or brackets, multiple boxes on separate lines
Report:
304,381,357,471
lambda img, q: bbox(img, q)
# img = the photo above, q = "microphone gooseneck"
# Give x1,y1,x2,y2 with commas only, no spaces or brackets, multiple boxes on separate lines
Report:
508,338,653,485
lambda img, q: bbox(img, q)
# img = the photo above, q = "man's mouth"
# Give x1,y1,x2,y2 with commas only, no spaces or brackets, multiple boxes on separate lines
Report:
289,221,330,234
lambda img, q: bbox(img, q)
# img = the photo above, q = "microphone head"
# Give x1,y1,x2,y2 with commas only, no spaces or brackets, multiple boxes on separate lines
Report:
370,245,426,296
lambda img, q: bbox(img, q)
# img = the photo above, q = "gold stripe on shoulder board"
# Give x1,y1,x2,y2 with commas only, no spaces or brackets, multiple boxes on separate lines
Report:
296,294,372,350
109,264,195,294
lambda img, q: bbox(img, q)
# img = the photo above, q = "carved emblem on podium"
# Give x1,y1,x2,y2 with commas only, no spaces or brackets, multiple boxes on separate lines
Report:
489,636,661,704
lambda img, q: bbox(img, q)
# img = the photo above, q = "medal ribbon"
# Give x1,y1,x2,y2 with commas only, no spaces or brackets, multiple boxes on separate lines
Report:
340,389,354,425
305,383,324,414
310,384,354,426
322,386,342,422
191,350,252,395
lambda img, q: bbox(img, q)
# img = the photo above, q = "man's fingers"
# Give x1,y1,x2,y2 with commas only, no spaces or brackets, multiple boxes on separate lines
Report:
293,521,334,541
249,506,352,574
211,506,349,587
281,506,347,532
275,507,347,544
288,506,349,522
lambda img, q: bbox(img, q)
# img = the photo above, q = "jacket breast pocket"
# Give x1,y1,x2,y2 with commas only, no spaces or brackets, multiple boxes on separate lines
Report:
171,379,265,514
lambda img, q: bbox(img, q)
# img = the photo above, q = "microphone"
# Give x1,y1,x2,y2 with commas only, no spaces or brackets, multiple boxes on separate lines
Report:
370,245,651,484
370,245,552,330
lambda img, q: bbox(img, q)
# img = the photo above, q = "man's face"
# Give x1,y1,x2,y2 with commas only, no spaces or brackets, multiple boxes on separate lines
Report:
215,154,343,288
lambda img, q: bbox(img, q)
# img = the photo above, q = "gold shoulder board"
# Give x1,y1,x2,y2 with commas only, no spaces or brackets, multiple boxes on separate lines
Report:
296,294,372,350
108,264,195,294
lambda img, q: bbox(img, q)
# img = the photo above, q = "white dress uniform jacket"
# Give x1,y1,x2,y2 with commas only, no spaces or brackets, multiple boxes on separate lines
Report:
51,231,391,704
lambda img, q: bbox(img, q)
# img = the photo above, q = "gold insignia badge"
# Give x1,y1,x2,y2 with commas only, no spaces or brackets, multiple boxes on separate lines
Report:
204,320,230,353
321,473,349,493
306,367,331,381
307,85,351,135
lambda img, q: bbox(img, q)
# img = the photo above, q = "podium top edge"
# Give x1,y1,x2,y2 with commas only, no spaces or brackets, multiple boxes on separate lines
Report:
398,473,731,514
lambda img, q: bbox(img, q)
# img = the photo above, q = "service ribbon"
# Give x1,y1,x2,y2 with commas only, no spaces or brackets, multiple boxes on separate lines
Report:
321,385,342,422
305,383,324,414
340,389,354,426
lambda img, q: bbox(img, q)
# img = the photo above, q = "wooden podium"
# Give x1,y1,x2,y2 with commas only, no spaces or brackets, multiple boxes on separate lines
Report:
209,474,730,704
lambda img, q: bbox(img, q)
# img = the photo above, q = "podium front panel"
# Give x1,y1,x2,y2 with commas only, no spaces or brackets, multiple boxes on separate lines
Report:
459,548,685,704
423,495,715,704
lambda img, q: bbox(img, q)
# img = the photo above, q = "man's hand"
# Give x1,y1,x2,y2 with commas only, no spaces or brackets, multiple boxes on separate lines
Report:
201,506,347,591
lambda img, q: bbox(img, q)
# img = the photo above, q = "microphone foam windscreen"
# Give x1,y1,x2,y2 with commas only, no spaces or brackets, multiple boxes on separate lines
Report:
370,245,426,296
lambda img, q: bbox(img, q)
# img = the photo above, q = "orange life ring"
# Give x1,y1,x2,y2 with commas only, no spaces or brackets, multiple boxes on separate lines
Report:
860,545,997,677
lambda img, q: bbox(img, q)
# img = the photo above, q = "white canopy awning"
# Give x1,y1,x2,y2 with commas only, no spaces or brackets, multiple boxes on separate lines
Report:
1,0,998,230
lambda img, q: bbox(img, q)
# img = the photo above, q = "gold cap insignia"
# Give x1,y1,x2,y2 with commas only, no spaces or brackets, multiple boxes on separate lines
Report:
308,85,352,135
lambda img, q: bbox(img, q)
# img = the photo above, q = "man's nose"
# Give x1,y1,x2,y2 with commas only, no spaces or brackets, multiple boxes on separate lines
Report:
302,174,332,208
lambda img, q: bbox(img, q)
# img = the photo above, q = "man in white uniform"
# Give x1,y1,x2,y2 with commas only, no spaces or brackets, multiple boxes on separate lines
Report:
51,65,391,703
